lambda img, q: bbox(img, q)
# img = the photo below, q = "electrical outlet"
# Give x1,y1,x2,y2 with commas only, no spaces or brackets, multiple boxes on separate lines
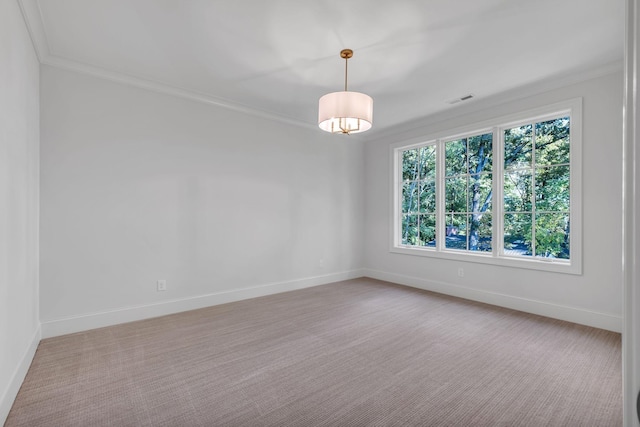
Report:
319,258,325,269
457,268,464,277
157,280,167,291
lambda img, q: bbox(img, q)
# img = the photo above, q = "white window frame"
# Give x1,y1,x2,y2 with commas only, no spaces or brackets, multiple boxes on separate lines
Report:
390,98,582,275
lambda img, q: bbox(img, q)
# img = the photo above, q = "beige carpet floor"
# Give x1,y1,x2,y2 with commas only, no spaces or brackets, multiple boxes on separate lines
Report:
6,278,622,426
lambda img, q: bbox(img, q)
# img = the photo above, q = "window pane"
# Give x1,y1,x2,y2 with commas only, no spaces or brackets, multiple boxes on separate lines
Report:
469,213,492,252
504,124,532,170
504,213,532,257
419,214,436,247
402,149,420,181
419,146,437,180
402,214,437,247
445,176,467,213
468,173,492,213
445,139,466,176
402,183,418,213
468,133,493,174
401,214,419,245
535,117,570,166
419,181,436,213
445,214,467,250
535,213,570,259
504,170,532,212
535,165,570,212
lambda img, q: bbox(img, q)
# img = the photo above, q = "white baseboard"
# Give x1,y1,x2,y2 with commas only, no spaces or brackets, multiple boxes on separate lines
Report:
1,325,41,425
40,267,621,338
363,268,622,333
41,269,364,338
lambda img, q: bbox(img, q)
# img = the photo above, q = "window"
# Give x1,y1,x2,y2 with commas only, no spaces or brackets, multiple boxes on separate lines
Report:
392,100,581,274
444,132,493,252
503,118,571,259
401,145,436,247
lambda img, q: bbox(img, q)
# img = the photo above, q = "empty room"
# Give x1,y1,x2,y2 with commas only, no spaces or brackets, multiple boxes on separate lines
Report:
2,0,640,426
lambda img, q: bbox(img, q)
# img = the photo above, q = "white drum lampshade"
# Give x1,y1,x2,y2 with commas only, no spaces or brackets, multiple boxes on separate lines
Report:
318,91,373,134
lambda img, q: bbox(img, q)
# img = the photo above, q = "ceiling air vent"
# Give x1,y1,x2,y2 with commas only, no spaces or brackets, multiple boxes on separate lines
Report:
448,94,474,105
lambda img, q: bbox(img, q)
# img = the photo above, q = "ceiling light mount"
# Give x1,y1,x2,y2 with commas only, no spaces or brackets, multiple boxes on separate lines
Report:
340,49,353,60
318,49,373,135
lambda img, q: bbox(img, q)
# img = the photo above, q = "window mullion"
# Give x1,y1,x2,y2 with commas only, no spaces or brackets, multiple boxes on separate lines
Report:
494,126,502,258
531,123,537,257
394,149,401,247
436,139,445,252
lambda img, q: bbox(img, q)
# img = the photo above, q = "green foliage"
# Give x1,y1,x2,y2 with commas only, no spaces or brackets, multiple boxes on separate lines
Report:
503,117,570,258
469,173,492,213
535,214,570,259
445,139,466,176
504,124,532,169
444,133,493,251
401,146,436,246
445,177,466,212
401,116,570,258
535,166,570,211
402,214,435,246
468,134,493,174
470,213,492,252
504,213,532,253
403,146,436,181
504,170,532,212
536,118,570,166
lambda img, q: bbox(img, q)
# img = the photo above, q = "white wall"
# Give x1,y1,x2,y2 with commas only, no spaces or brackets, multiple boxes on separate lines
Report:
39,66,364,336
364,71,623,332
0,0,41,422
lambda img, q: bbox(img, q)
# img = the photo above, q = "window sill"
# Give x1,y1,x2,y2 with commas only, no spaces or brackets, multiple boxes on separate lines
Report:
390,245,581,275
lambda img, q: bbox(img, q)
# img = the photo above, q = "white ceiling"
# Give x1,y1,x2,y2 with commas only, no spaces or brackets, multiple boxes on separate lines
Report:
19,0,624,134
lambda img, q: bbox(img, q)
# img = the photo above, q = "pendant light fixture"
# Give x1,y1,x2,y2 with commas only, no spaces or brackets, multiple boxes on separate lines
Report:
318,49,373,134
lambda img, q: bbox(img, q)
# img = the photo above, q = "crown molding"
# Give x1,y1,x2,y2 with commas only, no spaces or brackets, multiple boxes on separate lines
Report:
42,55,319,131
16,0,49,62
365,60,624,144
15,0,320,132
